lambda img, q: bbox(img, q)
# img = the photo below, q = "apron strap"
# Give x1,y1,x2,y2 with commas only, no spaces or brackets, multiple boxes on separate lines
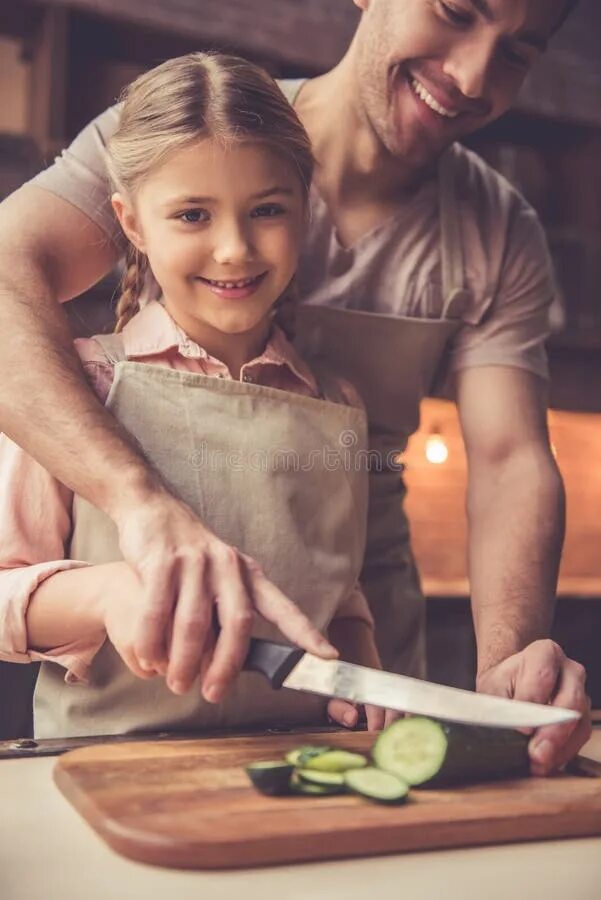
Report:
92,333,128,365
278,78,307,106
439,148,469,320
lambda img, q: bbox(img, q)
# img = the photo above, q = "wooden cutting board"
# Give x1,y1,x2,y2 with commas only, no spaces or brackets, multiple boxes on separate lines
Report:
54,730,601,870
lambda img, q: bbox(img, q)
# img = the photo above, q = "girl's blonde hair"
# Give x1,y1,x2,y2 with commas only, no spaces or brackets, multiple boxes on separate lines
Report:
106,52,314,335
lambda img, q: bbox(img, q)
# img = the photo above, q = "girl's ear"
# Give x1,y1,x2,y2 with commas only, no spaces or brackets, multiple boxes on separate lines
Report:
353,0,371,10
111,193,146,252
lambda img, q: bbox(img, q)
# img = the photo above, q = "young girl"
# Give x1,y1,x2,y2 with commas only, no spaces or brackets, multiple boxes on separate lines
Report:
0,53,384,738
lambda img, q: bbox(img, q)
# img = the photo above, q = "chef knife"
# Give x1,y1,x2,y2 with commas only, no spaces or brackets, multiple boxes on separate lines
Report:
243,637,581,729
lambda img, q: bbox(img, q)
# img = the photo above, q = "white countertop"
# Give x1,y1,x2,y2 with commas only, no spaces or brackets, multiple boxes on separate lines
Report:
2,733,601,900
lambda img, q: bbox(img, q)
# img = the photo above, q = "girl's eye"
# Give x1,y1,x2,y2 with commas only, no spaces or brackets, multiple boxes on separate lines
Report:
252,203,286,218
438,1,473,26
178,209,210,224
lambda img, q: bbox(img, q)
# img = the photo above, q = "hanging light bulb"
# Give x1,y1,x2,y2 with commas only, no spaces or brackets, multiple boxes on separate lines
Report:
425,429,449,465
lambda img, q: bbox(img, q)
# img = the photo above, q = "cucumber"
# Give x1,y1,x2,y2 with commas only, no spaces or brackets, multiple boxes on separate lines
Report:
373,717,530,787
245,761,294,795
290,773,345,796
285,745,331,767
302,750,368,773
297,769,346,787
344,767,409,804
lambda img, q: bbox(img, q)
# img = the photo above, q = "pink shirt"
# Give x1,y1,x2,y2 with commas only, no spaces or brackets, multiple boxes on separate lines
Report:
0,302,372,682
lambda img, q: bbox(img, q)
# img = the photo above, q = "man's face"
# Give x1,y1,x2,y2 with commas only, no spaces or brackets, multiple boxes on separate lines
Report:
352,0,566,167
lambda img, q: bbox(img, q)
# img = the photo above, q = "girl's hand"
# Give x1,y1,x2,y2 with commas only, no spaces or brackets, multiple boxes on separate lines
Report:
97,561,160,680
326,616,402,733
327,699,401,732
114,490,337,700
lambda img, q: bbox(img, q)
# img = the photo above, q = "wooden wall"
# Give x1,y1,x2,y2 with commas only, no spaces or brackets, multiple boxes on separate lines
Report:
404,398,601,597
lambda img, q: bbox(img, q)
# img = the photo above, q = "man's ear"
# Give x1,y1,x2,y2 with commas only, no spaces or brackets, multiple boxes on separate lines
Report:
111,193,146,252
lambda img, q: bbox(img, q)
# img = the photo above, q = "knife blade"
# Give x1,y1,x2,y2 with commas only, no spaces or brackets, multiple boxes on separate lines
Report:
244,638,581,729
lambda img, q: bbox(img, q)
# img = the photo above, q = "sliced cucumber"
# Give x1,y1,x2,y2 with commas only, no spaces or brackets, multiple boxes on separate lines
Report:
344,767,409,804
285,745,331,767
245,761,294,795
373,717,530,787
297,769,346,787
290,773,345,796
302,750,368,773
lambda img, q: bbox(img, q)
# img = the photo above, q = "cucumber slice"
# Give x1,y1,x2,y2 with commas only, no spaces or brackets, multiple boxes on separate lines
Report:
373,717,530,787
290,773,345,796
297,769,346,787
285,745,331,767
246,761,294,795
302,750,368,773
344,767,409,804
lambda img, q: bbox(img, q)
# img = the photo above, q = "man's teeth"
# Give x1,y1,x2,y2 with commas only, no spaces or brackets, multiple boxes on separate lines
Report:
410,78,458,119
205,276,258,289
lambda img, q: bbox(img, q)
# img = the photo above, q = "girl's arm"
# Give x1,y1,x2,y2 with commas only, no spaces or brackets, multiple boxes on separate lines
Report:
0,432,107,681
26,560,154,681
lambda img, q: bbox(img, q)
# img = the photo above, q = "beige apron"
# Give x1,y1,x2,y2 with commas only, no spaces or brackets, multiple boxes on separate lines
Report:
293,146,467,678
34,362,368,738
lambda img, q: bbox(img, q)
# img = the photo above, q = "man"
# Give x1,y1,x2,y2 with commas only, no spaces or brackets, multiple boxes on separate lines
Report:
0,0,590,770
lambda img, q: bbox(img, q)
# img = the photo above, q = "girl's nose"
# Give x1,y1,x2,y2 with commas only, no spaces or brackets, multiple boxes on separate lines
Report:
212,221,254,266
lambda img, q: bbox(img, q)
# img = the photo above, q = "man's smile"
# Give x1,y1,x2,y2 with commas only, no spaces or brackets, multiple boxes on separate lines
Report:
409,77,460,119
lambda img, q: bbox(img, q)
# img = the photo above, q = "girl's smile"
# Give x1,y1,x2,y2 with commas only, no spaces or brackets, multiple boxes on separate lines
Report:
194,271,269,300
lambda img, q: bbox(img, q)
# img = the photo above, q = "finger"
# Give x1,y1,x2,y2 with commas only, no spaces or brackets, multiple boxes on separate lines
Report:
166,561,211,695
512,640,563,706
328,699,359,728
119,644,159,680
134,563,177,671
198,625,217,687
201,548,254,703
384,708,404,729
364,705,386,732
243,554,337,659
529,659,591,775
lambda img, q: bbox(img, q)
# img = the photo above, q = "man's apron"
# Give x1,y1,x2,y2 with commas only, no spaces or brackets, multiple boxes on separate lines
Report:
33,363,368,738
292,145,466,678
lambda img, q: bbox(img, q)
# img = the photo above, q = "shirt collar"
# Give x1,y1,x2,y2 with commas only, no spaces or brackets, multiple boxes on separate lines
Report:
120,300,318,394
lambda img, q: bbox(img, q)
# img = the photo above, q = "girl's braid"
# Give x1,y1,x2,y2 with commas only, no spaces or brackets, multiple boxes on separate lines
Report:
114,246,147,333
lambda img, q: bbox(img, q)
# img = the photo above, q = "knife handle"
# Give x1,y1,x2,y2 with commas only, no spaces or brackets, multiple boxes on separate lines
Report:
244,638,305,689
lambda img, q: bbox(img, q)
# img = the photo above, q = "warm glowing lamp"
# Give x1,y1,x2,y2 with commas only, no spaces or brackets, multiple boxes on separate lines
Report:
425,431,449,465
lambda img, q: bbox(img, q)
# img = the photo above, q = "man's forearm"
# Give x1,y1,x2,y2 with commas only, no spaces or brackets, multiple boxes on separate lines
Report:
0,254,161,516
467,446,565,678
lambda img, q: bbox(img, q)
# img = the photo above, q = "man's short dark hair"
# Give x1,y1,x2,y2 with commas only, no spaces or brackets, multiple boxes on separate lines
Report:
553,0,580,34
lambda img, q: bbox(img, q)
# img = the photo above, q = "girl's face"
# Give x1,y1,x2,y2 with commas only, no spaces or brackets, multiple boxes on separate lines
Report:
113,138,306,344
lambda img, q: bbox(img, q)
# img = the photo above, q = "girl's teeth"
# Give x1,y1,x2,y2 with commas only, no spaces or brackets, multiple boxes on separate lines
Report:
410,78,458,119
207,276,257,288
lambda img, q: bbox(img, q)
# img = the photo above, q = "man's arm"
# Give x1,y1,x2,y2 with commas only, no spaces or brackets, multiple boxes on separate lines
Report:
0,185,145,508
457,364,590,773
0,184,337,699
457,365,564,668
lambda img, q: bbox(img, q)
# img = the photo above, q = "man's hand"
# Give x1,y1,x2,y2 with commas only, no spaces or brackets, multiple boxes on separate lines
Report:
114,489,338,702
476,639,592,776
